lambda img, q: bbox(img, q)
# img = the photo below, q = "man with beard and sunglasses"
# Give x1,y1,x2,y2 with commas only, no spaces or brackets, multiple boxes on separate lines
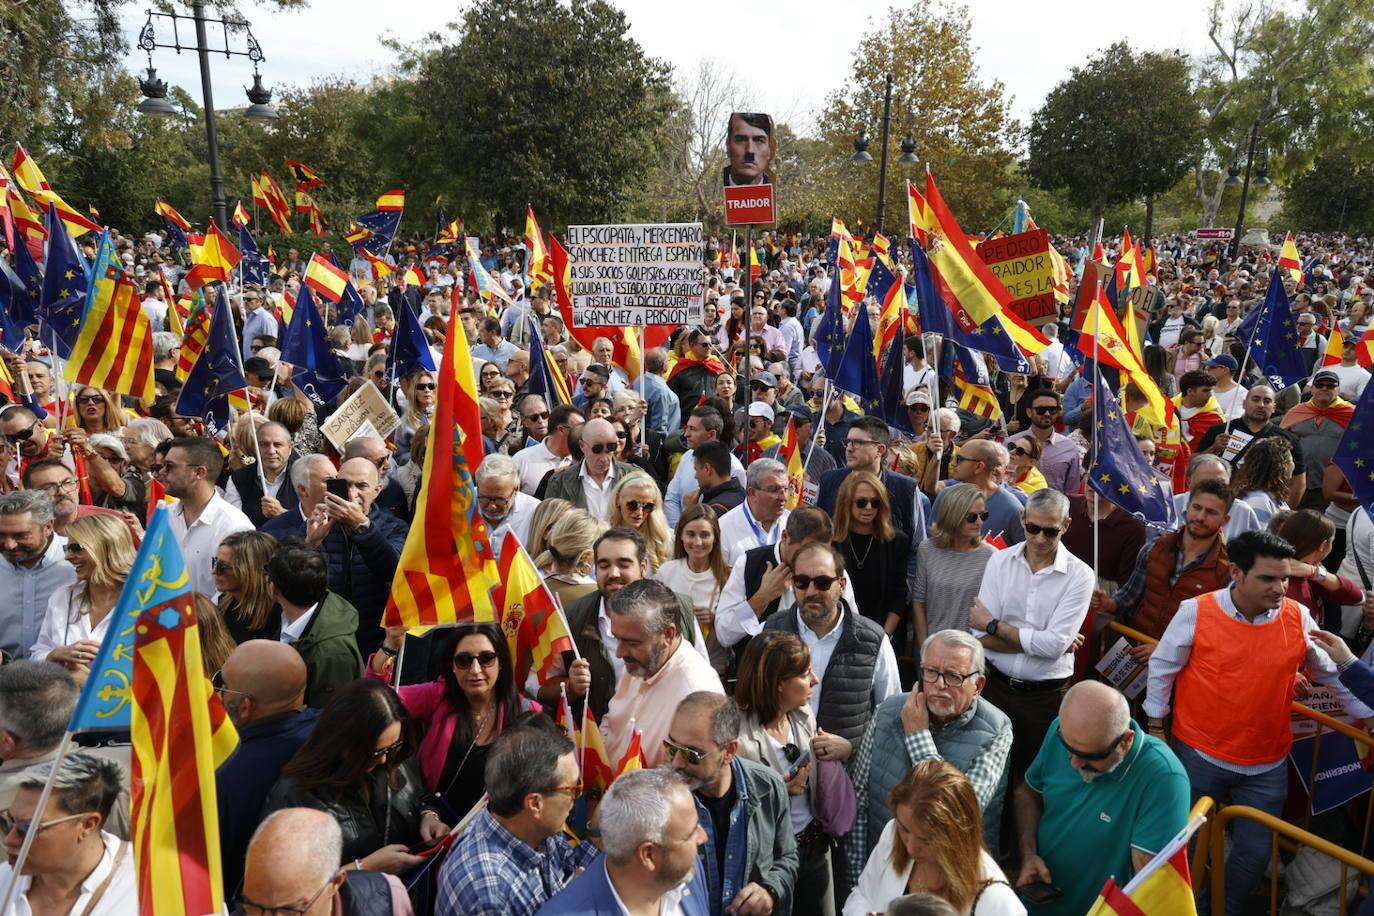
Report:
1006,390,1081,496
1013,681,1188,916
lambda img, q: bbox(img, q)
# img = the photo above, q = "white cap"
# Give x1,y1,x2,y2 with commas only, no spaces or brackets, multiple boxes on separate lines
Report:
747,401,775,422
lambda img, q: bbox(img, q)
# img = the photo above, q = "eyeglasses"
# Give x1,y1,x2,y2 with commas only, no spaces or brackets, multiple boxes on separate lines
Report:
491,390,514,399
1030,405,1060,415
964,511,990,524
852,498,881,510
3,420,38,444
414,383,437,391
0,810,94,838
845,437,879,450
211,669,249,698
74,394,104,406
921,667,979,688
211,558,233,574
1023,521,1063,539
623,499,656,513
453,651,499,670
37,479,79,495
240,869,339,916
524,411,550,421
542,782,583,799
1059,730,1129,762
370,739,405,760
587,442,617,455
792,574,836,592
62,542,84,555
662,737,708,765
753,484,787,497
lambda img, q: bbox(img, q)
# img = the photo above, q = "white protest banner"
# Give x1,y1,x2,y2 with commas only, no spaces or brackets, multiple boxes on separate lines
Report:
1094,637,1147,700
565,223,704,328
320,381,401,452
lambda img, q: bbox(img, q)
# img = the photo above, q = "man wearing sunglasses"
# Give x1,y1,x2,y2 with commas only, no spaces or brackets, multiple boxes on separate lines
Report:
1014,681,1189,916
514,404,584,496
665,692,798,916
1281,368,1356,511
938,438,1024,546
542,418,634,519
968,488,1093,798
240,286,279,363
1,405,71,477
1005,390,1082,496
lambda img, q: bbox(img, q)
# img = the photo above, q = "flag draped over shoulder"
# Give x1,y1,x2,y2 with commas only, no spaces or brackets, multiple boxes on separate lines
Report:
384,288,497,629
66,232,155,401
67,507,238,916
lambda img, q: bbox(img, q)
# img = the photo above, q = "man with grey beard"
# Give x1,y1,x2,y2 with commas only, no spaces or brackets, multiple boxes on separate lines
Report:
1011,681,1189,916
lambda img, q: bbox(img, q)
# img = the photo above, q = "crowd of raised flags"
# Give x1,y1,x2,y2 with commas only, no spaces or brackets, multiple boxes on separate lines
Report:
4,137,1374,916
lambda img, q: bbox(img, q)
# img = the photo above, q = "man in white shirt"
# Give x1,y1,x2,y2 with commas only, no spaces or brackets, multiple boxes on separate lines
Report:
475,454,539,558
968,488,1093,783
717,459,789,565
1328,335,1371,401
140,279,168,332
162,437,253,596
513,404,585,495
665,407,745,529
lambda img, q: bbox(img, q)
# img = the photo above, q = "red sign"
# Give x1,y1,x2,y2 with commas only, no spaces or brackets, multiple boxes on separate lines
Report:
724,184,775,226
976,229,1058,326
1195,228,1234,240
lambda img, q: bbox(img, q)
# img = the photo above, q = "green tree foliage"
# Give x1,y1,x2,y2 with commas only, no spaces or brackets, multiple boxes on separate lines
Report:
815,3,1018,234
1279,152,1374,234
1026,43,1201,220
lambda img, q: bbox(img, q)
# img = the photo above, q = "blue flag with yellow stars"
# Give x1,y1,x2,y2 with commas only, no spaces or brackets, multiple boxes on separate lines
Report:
38,203,87,359
1087,371,1178,528
175,285,248,438
1332,380,1374,518
280,283,347,408
1234,266,1306,389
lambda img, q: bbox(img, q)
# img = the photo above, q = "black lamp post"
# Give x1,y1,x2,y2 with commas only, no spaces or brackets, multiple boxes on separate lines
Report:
136,2,278,230
850,74,917,235
1225,119,1267,262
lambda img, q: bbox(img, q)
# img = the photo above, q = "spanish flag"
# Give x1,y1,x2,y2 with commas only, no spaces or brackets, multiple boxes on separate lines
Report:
615,721,645,776
383,286,498,629
9,144,100,236
1323,325,1344,367
923,171,1013,328
1356,325,1374,369
284,159,323,189
494,531,575,687
154,200,192,232
1087,814,1203,916
344,223,374,248
524,206,553,293
360,247,393,282
7,183,47,252
258,172,293,235
185,221,241,290
580,707,616,796
230,200,251,229
376,188,406,212
1116,227,1144,291
303,252,349,303
1279,231,1303,286
777,416,804,510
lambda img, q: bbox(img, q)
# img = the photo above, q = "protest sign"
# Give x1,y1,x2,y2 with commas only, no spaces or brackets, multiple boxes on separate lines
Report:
1094,638,1147,700
976,229,1058,327
565,223,705,328
724,185,775,226
1195,228,1235,240
320,380,400,451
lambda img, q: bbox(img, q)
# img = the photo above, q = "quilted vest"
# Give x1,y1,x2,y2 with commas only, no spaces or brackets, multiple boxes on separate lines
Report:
764,602,883,745
1131,530,1231,640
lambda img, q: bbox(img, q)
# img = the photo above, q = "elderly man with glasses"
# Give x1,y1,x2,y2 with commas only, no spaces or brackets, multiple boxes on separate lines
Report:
240,287,278,362
542,418,634,519
845,629,1012,888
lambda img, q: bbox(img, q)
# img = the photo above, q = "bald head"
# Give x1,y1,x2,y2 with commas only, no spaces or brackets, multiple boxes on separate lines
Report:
244,808,342,908
342,436,388,464
1059,681,1130,748
221,640,306,718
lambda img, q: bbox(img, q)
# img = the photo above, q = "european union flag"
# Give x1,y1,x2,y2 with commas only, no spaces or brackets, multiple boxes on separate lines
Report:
280,283,347,407
161,217,189,252
0,262,32,351
335,278,365,326
814,268,846,379
1086,372,1177,528
10,235,43,328
909,239,954,338
175,285,248,438
525,314,568,407
1234,266,1306,389
832,293,880,406
38,203,87,359
909,239,1029,373
878,300,912,434
237,225,271,287
355,209,402,255
68,506,192,733
1332,380,1374,518
384,293,437,387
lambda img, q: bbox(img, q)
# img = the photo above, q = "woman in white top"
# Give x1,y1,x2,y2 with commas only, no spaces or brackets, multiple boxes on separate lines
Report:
30,514,136,684
655,504,730,675
845,759,1024,916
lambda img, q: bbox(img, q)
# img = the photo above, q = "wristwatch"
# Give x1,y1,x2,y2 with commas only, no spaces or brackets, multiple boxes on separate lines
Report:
985,619,999,637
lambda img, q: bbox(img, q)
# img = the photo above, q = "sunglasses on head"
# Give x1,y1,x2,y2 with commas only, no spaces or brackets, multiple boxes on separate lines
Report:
792,574,836,592
964,510,990,524
587,442,617,455
1024,521,1062,539
852,497,880,509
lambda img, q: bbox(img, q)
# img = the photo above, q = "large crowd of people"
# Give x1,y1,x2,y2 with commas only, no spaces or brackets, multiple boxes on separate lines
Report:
0,226,1373,916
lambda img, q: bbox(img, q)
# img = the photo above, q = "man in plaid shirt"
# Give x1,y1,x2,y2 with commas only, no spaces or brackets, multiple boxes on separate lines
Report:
437,720,598,916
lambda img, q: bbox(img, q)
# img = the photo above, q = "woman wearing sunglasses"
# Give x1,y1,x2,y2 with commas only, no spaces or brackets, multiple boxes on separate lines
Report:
67,387,127,436
833,471,910,637
911,484,995,651
31,515,135,683
366,622,537,824
608,473,670,569
1006,436,1046,495
735,630,837,916
213,530,280,644
394,370,437,466
264,679,447,875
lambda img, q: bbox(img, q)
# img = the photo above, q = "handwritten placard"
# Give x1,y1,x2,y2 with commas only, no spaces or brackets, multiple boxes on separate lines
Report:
320,381,401,451
565,223,705,327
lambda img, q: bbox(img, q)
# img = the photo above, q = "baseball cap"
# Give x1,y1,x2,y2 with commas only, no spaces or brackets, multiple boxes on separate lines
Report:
747,402,775,422
905,388,932,407
750,371,778,389
1312,369,1340,385
785,403,813,425
1206,354,1239,373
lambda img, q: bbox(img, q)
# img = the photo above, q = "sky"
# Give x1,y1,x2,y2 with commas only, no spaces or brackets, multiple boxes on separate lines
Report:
122,0,1216,131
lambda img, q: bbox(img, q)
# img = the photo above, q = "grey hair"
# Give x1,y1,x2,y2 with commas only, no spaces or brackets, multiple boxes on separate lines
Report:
250,808,342,888
291,453,334,490
125,417,173,450
0,661,78,750
606,578,678,638
0,489,55,527
475,453,520,486
152,331,181,362
933,408,961,435
675,691,740,745
19,751,124,823
1024,487,1069,522
887,893,960,916
921,629,986,676
1187,452,1231,483
745,457,786,490
988,441,1010,470
598,768,691,864
88,433,128,463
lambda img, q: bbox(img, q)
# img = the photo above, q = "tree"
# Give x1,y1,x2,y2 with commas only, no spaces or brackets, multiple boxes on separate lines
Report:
403,0,675,232
1026,43,1201,234
1192,0,1374,225
1280,151,1374,234
815,3,1018,234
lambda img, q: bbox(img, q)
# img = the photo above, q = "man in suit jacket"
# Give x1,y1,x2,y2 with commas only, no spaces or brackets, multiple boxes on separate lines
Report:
815,415,928,544
536,769,709,916
541,418,636,518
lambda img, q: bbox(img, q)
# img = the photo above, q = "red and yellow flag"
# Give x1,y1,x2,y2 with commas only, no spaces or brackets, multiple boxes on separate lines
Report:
1323,325,1344,367
494,531,575,687
1355,325,1374,369
303,252,349,303
230,200,251,229
258,173,293,235
383,287,498,628
344,223,374,248
155,200,192,232
185,221,241,290
7,184,48,250
66,269,155,402
360,248,394,282
580,707,616,796
284,159,323,189
1087,816,1201,916
1116,227,1144,291
524,206,553,293
615,722,645,776
923,171,1013,328
777,417,804,510
1279,231,1303,286
176,293,211,381
10,144,100,236
376,188,405,212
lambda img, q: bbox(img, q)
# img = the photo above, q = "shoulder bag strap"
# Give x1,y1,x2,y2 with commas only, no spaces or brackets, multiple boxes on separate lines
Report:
77,840,129,916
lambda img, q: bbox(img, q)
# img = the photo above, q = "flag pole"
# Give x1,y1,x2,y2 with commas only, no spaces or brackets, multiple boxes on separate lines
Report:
0,732,74,912
1091,277,1102,585
803,380,833,478
231,274,268,492
392,633,407,688
741,227,754,461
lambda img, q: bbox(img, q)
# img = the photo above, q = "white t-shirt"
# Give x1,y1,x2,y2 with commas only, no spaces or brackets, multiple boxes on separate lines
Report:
1157,316,1186,349
1328,363,1370,401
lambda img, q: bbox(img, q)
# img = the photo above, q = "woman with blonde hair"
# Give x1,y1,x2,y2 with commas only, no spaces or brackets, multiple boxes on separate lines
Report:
213,530,280,643
911,484,995,648
347,317,375,365
395,370,437,464
525,497,572,563
31,515,137,681
655,504,731,674
833,470,910,635
227,412,269,476
845,759,1022,916
69,386,128,434
536,509,607,608
607,473,669,568
267,395,321,456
